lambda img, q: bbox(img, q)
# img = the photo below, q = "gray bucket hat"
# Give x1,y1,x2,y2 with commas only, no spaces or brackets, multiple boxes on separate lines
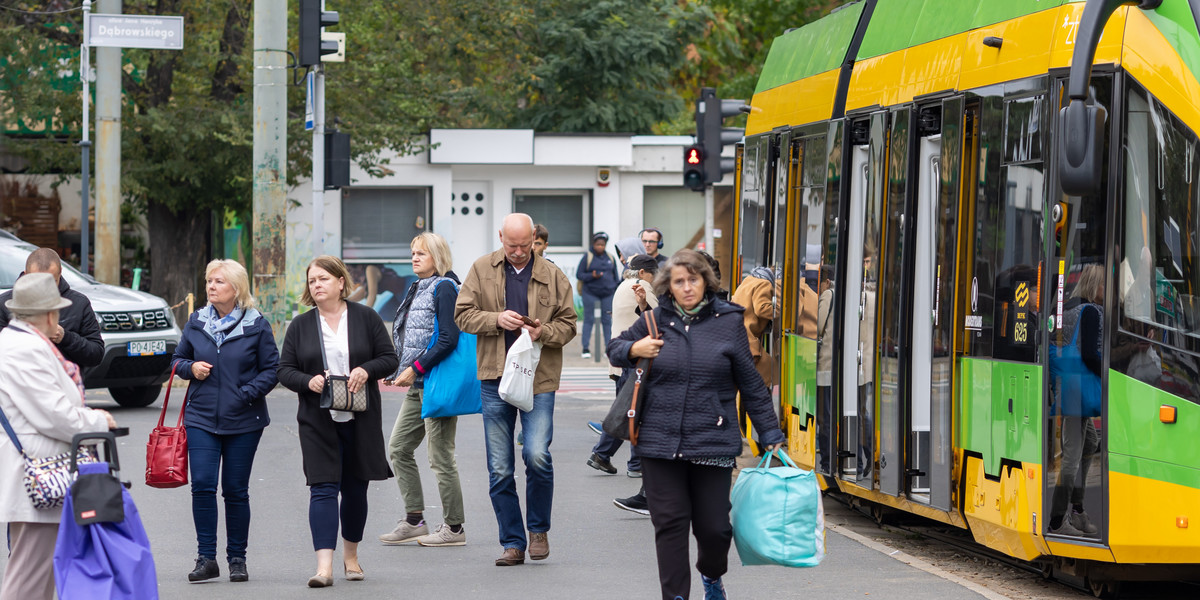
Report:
5,272,72,314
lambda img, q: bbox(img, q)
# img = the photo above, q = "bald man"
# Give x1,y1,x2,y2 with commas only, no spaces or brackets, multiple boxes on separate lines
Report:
455,213,576,567
0,248,104,367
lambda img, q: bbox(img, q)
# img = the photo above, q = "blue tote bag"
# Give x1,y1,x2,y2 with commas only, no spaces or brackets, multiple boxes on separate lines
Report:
54,462,158,600
730,448,825,568
421,282,482,419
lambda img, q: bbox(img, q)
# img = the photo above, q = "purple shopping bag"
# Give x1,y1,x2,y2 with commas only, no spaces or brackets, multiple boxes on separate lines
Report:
54,462,158,600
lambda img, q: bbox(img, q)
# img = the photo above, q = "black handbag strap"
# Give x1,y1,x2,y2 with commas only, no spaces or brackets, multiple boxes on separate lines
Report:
0,403,26,455
316,310,330,373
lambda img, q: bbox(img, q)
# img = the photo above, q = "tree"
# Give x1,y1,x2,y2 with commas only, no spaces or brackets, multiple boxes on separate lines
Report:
516,0,708,134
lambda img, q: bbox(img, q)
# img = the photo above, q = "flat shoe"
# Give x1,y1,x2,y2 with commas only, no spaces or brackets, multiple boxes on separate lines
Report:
344,563,364,581
307,574,333,588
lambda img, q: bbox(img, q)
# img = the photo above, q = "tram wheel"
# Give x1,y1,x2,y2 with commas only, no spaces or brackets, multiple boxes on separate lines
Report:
870,504,887,526
1087,577,1121,599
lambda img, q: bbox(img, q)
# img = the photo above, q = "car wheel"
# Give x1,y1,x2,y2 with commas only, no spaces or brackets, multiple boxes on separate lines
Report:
108,385,162,408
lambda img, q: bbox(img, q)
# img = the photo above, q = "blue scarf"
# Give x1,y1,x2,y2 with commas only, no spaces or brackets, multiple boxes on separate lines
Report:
203,305,244,347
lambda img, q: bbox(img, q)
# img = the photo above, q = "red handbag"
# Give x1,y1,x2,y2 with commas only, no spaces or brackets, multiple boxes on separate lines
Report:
146,364,189,488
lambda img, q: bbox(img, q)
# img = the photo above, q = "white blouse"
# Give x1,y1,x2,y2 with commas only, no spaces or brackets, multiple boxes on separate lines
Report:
319,306,353,422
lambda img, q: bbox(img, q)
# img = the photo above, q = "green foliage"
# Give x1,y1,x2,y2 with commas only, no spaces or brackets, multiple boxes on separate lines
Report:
516,0,708,134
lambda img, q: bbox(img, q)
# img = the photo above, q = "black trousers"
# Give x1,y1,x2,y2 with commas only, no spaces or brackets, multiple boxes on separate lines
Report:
641,457,733,600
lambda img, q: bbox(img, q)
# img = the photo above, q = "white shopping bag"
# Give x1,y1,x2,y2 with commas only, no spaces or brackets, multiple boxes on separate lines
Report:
498,329,541,412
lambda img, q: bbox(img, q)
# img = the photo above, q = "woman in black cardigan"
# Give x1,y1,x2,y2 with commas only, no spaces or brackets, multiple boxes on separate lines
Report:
277,255,399,587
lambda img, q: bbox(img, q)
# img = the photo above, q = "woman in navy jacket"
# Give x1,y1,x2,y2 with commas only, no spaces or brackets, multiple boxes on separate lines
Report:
575,231,621,358
607,249,784,600
171,259,279,584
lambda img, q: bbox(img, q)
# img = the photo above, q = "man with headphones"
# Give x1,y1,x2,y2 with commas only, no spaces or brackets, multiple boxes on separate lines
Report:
640,228,668,267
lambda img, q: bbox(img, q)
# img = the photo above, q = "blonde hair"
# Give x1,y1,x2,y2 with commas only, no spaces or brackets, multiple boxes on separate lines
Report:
412,232,453,276
1071,263,1105,304
300,255,352,307
205,259,256,310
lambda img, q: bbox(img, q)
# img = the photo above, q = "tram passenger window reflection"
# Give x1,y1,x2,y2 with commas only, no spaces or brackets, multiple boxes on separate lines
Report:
1048,264,1103,538
815,266,835,473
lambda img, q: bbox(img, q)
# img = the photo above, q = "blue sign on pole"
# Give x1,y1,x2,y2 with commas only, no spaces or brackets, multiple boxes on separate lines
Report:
305,72,315,131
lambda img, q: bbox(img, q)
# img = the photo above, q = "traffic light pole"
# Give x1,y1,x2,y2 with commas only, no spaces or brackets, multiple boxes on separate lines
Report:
312,63,325,256
704,185,714,257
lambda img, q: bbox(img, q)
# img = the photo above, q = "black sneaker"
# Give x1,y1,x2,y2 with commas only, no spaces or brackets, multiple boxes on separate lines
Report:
229,557,248,582
587,452,617,474
613,493,650,516
188,556,220,582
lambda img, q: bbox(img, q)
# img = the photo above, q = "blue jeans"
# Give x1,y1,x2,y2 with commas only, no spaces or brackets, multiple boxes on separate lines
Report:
481,380,554,550
187,427,263,561
580,290,613,352
309,421,370,550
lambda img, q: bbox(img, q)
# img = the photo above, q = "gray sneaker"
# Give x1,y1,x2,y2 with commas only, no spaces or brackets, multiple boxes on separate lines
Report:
1069,510,1099,534
1049,519,1085,537
417,523,466,547
379,520,427,545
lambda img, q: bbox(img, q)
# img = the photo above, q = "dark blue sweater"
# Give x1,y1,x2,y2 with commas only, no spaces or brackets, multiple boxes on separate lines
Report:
172,308,279,435
576,250,621,298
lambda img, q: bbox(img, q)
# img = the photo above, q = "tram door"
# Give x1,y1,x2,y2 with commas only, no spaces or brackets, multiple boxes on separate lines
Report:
840,113,886,483
903,99,964,509
1042,75,1111,543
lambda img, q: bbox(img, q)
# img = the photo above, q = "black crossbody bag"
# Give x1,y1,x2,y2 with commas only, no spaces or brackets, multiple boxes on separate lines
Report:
602,310,660,444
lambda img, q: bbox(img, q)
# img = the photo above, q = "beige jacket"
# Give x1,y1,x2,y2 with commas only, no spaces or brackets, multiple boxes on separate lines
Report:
608,275,659,378
0,323,109,524
731,274,778,385
455,251,577,394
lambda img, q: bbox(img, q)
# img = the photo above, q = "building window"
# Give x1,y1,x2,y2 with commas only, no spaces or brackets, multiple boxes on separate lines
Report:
514,190,590,248
341,187,430,260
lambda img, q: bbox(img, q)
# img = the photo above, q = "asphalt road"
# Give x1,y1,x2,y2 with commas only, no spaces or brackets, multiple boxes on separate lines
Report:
2,380,995,600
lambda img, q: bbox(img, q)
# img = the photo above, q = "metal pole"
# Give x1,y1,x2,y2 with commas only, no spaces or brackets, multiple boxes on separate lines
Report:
312,63,325,256
80,1,91,273
703,184,715,254
253,0,289,343
94,0,122,284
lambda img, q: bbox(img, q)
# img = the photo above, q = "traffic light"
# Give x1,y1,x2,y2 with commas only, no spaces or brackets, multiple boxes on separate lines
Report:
325,132,350,189
299,0,340,66
696,87,747,185
683,145,705,191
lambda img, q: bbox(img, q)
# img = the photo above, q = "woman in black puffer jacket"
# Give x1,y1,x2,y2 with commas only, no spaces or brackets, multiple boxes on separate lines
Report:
607,249,784,600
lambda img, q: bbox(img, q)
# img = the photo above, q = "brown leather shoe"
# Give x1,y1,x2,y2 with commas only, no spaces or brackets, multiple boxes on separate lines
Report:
528,532,549,560
495,547,525,566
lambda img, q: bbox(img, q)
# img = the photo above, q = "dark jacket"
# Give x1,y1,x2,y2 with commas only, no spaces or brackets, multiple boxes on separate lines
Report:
607,294,785,460
277,301,399,485
576,250,620,298
0,276,104,367
171,307,278,435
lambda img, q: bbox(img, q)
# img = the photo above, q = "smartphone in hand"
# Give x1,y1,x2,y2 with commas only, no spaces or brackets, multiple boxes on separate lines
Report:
520,315,537,327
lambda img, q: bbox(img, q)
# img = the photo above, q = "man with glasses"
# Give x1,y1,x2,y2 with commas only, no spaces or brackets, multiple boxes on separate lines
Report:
639,228,668,267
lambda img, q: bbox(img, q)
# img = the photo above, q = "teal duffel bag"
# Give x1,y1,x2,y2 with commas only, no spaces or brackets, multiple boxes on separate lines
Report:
730,448,825,567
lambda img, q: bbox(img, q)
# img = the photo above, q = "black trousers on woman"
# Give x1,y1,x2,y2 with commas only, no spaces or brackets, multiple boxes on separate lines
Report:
640,457,733,600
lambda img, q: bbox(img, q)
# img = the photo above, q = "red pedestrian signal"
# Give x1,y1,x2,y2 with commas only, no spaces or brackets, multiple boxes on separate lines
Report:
683,145,705,191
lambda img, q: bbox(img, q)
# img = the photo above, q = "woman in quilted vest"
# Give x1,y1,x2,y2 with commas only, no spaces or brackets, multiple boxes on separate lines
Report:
378,232,467,548
607,249,785,600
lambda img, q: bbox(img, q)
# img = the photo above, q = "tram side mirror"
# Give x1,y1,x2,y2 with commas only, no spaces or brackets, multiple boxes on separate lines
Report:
1058,98,1107,197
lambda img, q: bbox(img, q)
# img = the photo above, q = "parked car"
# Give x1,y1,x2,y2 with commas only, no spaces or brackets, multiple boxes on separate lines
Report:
0,237,181,407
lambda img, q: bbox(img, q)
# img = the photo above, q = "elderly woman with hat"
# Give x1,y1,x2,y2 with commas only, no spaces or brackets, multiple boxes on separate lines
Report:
575,231,621,359
0,272,116,600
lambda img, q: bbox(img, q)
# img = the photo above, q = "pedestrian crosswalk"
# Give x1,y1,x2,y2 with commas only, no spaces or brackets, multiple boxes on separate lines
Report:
558,367,615,395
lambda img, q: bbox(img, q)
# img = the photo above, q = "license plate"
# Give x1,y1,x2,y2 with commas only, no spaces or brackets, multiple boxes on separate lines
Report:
127,340,167,356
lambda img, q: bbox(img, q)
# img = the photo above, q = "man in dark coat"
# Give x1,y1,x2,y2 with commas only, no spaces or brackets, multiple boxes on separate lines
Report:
0,248,103,367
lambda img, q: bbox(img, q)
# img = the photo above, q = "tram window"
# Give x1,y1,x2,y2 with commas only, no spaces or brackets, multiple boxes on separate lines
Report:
1004,95,1043,164
739,139,766,275
1119,81,1200,349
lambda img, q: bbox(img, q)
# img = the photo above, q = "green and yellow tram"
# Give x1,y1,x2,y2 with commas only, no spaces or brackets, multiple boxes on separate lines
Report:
734,0,1200,589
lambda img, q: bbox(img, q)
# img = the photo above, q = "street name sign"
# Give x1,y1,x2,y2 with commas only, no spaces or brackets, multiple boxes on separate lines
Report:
88,14,184,50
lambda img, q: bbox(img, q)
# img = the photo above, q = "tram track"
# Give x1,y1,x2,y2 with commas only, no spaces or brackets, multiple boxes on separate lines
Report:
830,492,1200,599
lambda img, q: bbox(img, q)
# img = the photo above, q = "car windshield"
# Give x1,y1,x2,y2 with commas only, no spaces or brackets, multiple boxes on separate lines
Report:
0,243,95,289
